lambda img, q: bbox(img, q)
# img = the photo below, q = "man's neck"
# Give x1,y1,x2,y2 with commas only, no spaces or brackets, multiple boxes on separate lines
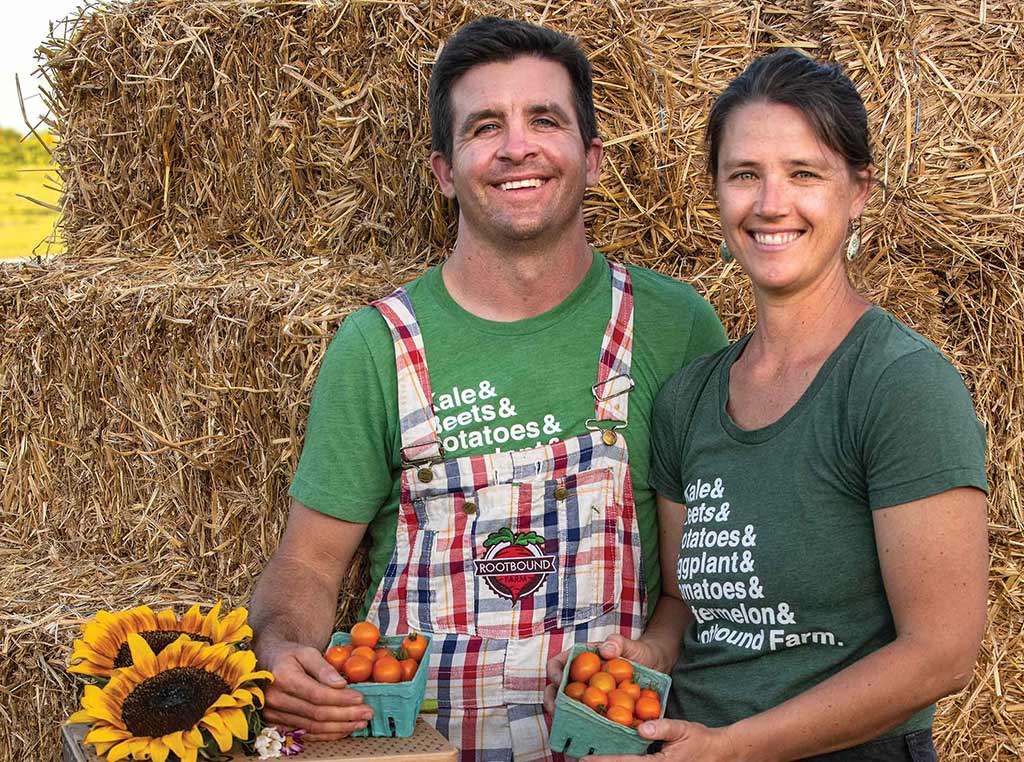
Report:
442,223,595,322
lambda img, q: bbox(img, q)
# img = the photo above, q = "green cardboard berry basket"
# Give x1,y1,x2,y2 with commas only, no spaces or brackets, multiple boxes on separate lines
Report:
329,631,433,738
548,643,671,757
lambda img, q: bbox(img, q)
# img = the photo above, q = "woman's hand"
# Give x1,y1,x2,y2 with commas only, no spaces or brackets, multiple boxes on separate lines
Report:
593,633,670,672
542,635,668,715
579,718,741,762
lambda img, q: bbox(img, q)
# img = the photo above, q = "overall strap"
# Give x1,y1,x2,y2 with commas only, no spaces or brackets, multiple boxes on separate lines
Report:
372,289,444,464
593,262,635,424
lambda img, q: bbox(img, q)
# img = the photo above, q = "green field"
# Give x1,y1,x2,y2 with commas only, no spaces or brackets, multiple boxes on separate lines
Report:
0,129,61,261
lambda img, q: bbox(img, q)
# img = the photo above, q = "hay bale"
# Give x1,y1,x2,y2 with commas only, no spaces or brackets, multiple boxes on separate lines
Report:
2,1,1022,760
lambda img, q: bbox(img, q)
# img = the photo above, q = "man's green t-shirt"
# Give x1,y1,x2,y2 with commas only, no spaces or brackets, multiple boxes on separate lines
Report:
649,306,987,735
291,250,728,616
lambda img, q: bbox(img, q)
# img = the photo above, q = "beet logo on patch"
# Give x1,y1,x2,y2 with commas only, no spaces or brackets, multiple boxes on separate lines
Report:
474,527,556,604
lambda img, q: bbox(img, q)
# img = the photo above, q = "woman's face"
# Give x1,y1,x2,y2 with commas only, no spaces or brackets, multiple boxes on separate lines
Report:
715,100,871,299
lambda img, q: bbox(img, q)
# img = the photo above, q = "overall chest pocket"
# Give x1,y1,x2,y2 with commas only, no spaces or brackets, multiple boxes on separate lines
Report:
407,466,623,639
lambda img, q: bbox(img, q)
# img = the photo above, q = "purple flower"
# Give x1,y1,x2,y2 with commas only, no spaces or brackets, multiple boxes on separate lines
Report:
274,727,307,756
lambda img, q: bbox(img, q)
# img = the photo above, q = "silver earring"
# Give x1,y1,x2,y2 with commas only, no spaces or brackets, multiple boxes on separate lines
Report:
845,221,861,261
719,240,734,263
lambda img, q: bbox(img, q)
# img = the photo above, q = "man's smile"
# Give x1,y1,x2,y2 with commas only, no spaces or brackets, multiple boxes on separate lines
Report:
496,177,548,191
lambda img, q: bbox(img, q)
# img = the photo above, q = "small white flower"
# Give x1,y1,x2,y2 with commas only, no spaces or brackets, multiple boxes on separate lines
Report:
255,727,285,759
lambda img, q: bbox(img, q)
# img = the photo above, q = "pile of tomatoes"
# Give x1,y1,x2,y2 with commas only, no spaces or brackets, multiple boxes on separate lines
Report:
563,650,663,728
323,621,429,684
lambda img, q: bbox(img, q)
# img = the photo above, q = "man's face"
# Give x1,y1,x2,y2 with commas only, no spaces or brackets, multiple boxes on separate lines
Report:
431,56,602,248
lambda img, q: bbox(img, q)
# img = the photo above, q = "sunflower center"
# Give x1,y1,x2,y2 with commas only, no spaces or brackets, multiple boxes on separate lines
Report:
113,631,212,668
121,667,230,737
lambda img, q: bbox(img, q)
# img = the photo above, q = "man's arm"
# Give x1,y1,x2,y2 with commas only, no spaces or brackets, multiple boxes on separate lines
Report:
250,498,374,740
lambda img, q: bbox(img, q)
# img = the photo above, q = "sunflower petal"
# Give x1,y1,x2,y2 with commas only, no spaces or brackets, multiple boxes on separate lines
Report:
179,603,204,634
69,709,95,724
155,607,178,629
219,707,249,739
107,739,137,761
164,731,187,759
217,606,252,643
84,726,131,744
200,713,234,751
185,726,204,747
126,633,158,677
149,737,171,762
202,600,224,636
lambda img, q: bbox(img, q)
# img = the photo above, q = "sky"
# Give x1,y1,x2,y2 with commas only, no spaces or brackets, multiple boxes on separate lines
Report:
1,1,84,131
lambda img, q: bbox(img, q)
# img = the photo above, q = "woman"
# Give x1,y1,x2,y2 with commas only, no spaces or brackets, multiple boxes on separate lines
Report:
545,50,988,762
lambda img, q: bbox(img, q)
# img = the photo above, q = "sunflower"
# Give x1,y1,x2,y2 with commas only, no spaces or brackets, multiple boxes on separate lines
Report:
70,601,252,679
70,633,272,762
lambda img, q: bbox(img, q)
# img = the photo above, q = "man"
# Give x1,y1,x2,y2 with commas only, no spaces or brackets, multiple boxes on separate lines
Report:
250,16,727,762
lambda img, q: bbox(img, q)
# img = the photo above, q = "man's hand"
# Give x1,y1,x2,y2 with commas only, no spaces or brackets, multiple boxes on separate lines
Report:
579,718,739,762
260,638,375,741
249,502,373,740
542,635,666,716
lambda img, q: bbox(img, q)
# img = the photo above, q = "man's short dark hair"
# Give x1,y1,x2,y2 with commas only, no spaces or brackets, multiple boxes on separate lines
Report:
429,16,598,161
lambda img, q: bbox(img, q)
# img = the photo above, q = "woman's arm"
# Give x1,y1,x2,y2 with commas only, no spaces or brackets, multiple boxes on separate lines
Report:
582,486,988,762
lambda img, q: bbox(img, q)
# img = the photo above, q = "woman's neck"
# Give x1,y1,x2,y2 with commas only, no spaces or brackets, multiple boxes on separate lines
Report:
746,273,871,372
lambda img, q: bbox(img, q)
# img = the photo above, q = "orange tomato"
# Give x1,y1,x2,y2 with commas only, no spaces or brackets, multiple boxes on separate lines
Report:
323,645,352,671
399,658,418,682
635,695,662,721
351,645,377,662
564,681,587,701
603,657,633,684
617,680,641,701
374,646,392,661
607,689,635,713
372,655,402,683
581,686,608,713
639,688,660,703
606,705,634,726
401,632,428,662
568,651,602,683
350,621,381,649
588,671,617,693
342,654,373,683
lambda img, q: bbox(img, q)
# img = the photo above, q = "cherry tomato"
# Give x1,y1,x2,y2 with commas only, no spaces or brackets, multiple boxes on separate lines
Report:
617,679,641,701
635,695,662,721
639,688,661,703
564,681,587,701
607,689,635,713
350,621,381,649
582,686,608,713
323,645,351,672
342,654,373,683
603,657,634,684
351,645,377,663
401,632,428,662
374,646,392,661
588,671,617,693
606,705,634,726
372,655,402,683
569,651,602,683
399,657,418,682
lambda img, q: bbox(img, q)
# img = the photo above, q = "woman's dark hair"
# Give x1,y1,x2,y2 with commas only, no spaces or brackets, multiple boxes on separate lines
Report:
429,16,598,161
706,49,872,177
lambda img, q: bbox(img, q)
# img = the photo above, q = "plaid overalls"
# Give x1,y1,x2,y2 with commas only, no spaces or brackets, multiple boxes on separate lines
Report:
369,263,645,762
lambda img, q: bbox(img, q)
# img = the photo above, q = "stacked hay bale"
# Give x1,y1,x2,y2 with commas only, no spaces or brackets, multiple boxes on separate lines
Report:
1,1,1021,759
